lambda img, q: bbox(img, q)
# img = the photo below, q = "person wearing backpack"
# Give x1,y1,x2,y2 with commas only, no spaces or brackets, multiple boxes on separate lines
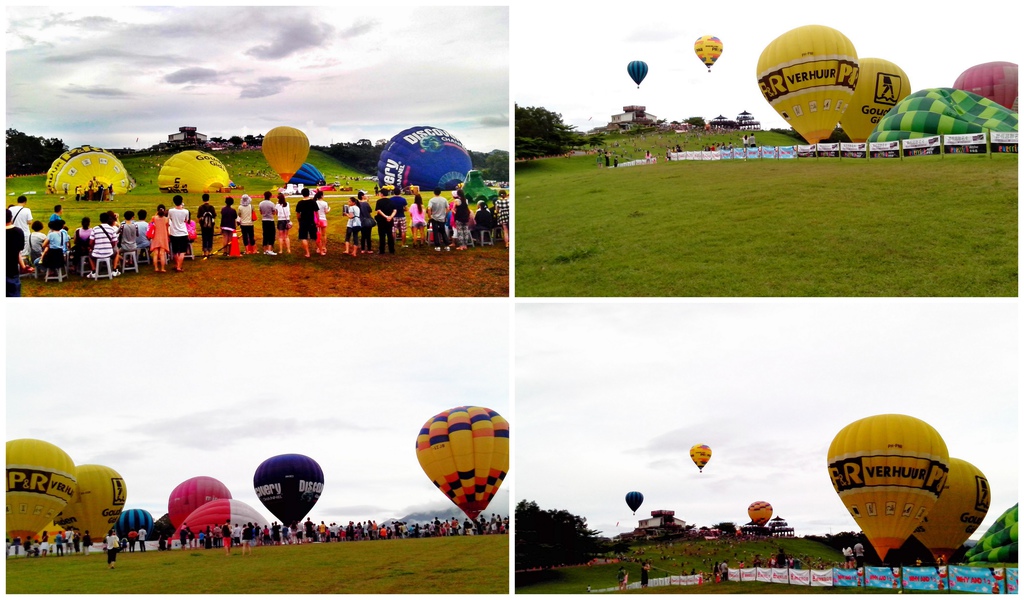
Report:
196,193,217,259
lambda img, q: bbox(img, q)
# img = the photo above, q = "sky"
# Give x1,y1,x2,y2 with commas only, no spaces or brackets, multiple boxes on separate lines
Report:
511,1,1022,134
515,301,1018,543
6,298,511,528
5,5,509,153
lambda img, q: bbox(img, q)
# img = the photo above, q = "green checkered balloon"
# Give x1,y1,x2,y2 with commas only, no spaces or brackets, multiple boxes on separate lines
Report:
867,88,1018,142
964,503,1018,566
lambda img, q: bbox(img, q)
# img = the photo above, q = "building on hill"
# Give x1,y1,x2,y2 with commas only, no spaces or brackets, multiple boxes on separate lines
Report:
619,510,688,540
606,106,658,132
737,111,761,131
768,516,794,537
709,115,737,130
166,126,208,147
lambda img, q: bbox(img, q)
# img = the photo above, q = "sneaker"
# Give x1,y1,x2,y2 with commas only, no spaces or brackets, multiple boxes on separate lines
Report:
112,271,121,276
444,247,451,252
434,247,441,252
265,250,277,256
86,273,96,279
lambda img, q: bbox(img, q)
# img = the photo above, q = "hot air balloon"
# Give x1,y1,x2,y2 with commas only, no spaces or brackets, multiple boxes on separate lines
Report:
694,36,723,72
116,508,155,539
690,444,712,472
288,162,327,187
262,126,310,183
416,406,509,520
827,414,949,562
6,439,77,542
45,146,134,196
167,476,232,530
377,126,473,192
253,454,324,526
913,458,990,563
175,498,268,540
953,61,1018,111
53,464,127,537
625,491,644,515
627,61,648,88
842,58,911,142
748,501,773,526
157,150,232,193
963,503,1018,565
756,25,860,144
867,88,1019,142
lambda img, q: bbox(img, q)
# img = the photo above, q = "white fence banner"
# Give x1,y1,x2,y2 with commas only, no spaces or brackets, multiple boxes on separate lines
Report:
789,569,811,585
869,140,901,158
811,569,835,586
740,568,757,582
771,568,790,584
756,567,772,582
902,135,941,157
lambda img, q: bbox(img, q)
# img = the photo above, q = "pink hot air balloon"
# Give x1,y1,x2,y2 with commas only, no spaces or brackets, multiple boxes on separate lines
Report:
174,499,268,542
167,476,232,530
953,61,1018,111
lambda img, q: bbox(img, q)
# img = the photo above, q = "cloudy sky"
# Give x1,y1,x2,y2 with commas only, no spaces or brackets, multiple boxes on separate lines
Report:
6,5,509,152
512,2,1020,133
6,298,511,527
515,302,1018,542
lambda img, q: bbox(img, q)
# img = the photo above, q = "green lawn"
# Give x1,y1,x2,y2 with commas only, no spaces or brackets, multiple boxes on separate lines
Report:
5,535,509,594
515,133,1017,297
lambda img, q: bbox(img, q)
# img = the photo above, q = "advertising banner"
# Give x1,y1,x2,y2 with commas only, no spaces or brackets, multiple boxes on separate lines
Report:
811,570,834,586
761,146,778,159
869,140,900,158
840,142,867,158
721,148,735,160
943,133,987,154
948,566,1006,594
739,568,756,582
1006,568,1017,594
815,142,840,157
902,566,943,591
771,568,790,584
833,568,861,587
991,131,1018,154
745,147,761,159
779,146,797,159
865,566,900,590
797,145,816,158
901,135,940,157
789,569,811,585
756,567,772,582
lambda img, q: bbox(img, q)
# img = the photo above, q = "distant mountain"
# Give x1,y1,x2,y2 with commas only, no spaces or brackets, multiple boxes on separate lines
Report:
392,489,510,524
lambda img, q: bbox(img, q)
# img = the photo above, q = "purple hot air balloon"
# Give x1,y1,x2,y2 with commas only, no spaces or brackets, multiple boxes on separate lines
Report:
953,61,1018,111
253,454,324,526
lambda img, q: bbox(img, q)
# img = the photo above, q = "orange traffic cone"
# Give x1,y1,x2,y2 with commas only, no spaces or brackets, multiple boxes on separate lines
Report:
229,232,241,257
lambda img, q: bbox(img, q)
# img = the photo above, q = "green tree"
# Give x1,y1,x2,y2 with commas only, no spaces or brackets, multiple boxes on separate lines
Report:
515,104,579,159
516,500,606,570
685,116,706,128
6,129,67,176
712,522,737,535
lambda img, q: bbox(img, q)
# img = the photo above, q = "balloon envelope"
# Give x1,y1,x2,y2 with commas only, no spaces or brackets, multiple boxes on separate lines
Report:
253,453,324,526
748,501,773,526
690,444,712,472
963,503,1018,565
168,476,232,530
377,126,473,192
827,414,949,561
757,24,860,144
263,126,310,182
46,146,134,195
157,150,231,193
627,60,648,87
842,58,911,142
953,61,1018,111
53,464,127,538
175,498,268,539
288,162,326,187
416,406,510,520
913,457,990,563
116,508,155,539
694,36,723,71
625,491,644,514
867,87,1019,142
6,439,77,541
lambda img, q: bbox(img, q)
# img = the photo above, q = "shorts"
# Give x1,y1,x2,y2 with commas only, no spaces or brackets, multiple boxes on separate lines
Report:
411,221,426,229
242,539,251,546
298,222,317,240
262,221,275,246
221,227,234,234
170,235,190,254
277,221,290,232
394,216,407,236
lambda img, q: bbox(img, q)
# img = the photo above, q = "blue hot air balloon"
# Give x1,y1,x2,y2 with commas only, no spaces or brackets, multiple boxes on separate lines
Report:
625,491,644,514
627,61,649,88
253,454,324,526
288,162,326,187
376,126,473,192
116,508,154,539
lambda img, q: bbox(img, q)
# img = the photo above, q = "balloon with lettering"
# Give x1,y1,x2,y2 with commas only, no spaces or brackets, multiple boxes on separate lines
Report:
757,24,860,144
913,457,990,563
46,146,135,196
175,498,268,540
627,60,648,88
377,126,473,192
827,414,950,562
625,491,644,515
748,501,773,526
963,503,1018,565
416,406,510,520
157,150,232,193
253,454,324,526
288,162,327,187
116,508,154,539
6,439,77,541
168,476,232,530
690,443,712,472
842,58,911,142
867,88,1019,143
262,126,310,183
53,464,127,537
953,61,1018,111
694,36,723,72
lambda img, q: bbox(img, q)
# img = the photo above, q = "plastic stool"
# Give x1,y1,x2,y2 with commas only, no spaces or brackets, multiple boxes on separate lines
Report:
92,257,115,280
120,249,138,273
184,243,195,260
137,247,151,265
479,229,493,246
79,255,94,277
44,266,67,282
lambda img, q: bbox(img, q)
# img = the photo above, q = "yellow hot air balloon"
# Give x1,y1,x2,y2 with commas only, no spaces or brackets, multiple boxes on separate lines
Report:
690,444,712,472
842,58,911,142
6,439,77,542
415,406,509,520
262,126,310,182
694,35,723,72
913,457,990,563
45,146,134,196
53,464,127,538
827,414,949,562
757,25,860,144
748,501,773,526
157,150,231,194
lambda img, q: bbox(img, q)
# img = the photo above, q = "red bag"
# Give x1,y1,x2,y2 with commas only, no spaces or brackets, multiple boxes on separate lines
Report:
186,220,197,241
146,220,156,240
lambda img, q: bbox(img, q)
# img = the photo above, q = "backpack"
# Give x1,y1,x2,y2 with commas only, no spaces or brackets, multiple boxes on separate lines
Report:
199,209,215,229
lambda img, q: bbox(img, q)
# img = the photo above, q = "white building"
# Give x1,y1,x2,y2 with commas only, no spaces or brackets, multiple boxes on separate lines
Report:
607,106,658,131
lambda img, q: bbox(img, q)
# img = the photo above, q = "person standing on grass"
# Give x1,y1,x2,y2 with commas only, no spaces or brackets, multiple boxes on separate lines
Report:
391,192,408,247
294,187,319,258
494,189,510,248
357,191,375,254
427,189,451,252
149,205,170,273
408,194,427,247
82,530,93,556
237,195,256,254
197,193,216,259
275,193,292,254
7,209,29,296
167,195,190,272
104,529,120,568
9,195,32,256
220,197,238,256
344,196,361,257
259,191,278,255
222,522,233,555
452,189,471,250
314,190,330,255
241,522,254,556
138,527,147,552
374,189,396,255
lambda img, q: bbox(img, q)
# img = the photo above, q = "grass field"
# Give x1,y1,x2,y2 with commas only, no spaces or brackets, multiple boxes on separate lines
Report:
8,149,509,297
5,535,509,594
515,131,1017,297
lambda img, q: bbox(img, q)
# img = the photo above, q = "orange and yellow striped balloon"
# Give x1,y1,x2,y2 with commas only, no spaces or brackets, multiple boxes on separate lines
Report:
416,406,509,520
748,501,773,525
